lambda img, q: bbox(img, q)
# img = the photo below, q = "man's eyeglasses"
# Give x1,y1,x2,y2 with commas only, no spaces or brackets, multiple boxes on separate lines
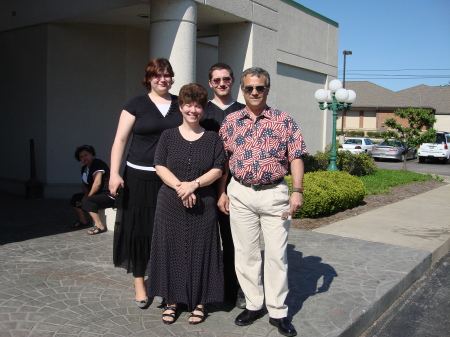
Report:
211,77,232,85
243,86,267,94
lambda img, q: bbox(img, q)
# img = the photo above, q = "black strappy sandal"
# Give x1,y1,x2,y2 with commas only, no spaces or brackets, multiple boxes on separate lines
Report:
162,305,177,325
188,306,206,325
70,220,88,228
87,226,106,235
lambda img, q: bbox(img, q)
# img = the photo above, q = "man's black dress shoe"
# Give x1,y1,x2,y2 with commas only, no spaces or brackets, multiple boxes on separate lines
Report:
269,317,297,336
234,309,265,326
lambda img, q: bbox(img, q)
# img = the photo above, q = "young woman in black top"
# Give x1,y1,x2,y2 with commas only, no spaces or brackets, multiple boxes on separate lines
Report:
109,58,182,309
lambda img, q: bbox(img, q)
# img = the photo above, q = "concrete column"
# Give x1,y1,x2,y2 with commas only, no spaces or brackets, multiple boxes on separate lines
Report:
150,0,197,94
219,22,277,105
218,22,252,102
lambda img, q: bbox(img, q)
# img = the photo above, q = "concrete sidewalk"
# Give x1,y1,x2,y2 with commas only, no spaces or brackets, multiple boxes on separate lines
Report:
314,179,450,265
0,179,449,337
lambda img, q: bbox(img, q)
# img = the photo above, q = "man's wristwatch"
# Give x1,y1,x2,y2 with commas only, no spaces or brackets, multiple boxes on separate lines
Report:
292,187,303,193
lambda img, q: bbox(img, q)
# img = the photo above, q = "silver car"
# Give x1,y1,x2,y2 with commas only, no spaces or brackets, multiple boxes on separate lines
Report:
372,140,417,161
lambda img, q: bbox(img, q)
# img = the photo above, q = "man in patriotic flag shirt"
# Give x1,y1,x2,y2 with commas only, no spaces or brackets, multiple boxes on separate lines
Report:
218,67,307,337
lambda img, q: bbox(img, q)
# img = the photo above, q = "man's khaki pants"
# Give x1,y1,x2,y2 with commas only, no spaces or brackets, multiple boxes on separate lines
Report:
228,177,291,318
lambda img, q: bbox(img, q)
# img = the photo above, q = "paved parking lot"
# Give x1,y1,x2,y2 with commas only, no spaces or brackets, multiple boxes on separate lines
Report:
375,158,450,176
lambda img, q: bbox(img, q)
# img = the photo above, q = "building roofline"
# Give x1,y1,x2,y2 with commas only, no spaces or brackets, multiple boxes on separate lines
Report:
282,0,339,27
353,105,435,110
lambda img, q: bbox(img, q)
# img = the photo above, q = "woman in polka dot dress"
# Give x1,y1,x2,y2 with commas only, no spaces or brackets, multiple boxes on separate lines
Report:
146,83,225,325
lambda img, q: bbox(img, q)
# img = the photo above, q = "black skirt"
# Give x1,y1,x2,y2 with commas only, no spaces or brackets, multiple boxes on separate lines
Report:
113,166,162,277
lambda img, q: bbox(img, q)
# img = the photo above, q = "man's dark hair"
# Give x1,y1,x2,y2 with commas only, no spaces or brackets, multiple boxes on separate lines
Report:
208,63,234,80
240,67,271,88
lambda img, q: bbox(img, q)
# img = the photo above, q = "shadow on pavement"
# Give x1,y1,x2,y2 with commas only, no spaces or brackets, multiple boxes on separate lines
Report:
0,193,81,245
286,244,338,318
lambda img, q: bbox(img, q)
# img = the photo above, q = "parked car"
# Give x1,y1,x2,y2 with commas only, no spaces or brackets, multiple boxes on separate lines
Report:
418,132,450,164
372,140,417,161
338,137,376,155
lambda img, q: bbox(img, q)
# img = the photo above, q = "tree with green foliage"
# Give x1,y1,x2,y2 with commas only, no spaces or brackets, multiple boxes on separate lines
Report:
384,107,437,171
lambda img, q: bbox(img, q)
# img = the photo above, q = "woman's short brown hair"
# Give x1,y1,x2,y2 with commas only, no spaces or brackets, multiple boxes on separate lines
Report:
178,83,208,108
141,58,175,90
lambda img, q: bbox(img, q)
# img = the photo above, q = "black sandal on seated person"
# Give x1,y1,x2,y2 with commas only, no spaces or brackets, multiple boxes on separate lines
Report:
188,306,206,325
87,226,106,235
70,221,88,228
162,305,177,325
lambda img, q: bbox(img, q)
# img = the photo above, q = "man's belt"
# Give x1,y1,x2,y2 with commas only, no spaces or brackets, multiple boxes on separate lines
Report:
233,176,283,190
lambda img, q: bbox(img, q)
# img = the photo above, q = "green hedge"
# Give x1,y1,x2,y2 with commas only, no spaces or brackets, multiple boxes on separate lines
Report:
346,130,365,137
285,171,365,218
367,131,381,138
302,151,377,176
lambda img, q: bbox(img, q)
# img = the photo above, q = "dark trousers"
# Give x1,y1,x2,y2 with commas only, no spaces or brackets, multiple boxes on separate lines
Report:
70,192,114,213
218,202,240,301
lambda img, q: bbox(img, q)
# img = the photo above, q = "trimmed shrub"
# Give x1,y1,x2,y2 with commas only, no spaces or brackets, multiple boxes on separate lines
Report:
302,153,327,173
367,131,381,138
303,150,377,176
337,151,377,176
346,130,365,137
285,171,365,218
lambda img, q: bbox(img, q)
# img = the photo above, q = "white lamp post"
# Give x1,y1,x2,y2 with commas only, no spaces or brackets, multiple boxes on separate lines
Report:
315,79,356,171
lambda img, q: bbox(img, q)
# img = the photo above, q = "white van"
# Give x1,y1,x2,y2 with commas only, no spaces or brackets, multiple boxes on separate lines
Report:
418,132,450,164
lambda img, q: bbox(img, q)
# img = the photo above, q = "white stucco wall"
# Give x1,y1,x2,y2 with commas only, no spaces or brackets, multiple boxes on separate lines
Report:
0,0,339,197
276,63,330,155
196,39,218,98
277,1,338,77
0,25,48,195
44,23,149,197
0,0,145,31
218,22,253,102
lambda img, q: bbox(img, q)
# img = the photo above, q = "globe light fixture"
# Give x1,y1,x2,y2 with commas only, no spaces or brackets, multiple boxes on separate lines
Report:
328,79,343,92
314,89,328,102
326,90,333,103
347,89,356,103
335,88,349,103
315,79,356,171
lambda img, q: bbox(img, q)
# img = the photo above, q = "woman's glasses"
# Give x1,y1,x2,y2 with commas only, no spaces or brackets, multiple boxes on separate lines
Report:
154,73,172,80
211,77,232,85
242,86,267,94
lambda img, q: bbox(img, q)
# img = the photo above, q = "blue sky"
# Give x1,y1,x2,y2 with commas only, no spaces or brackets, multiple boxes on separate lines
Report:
294,0,450,92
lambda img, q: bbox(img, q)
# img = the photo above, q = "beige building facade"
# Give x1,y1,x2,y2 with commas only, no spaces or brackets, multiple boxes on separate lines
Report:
341,82,447,135
0,0,339,197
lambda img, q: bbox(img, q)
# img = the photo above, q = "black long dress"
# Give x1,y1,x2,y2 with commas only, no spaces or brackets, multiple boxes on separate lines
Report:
146,128,225,310
113,94,182,278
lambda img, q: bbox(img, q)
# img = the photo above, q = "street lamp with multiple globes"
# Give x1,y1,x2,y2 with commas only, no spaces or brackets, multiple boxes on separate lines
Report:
315,79,356,171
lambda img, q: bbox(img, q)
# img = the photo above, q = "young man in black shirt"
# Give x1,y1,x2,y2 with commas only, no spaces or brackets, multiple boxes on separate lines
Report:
200,63,246,308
